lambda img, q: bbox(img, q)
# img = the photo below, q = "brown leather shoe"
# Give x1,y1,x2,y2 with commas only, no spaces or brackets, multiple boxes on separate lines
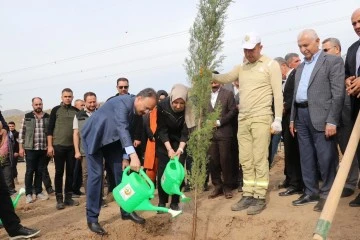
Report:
208,187,223,199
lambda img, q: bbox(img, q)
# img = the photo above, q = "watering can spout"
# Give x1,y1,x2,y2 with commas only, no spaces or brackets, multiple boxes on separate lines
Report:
13,188,26,208
135,200,182,218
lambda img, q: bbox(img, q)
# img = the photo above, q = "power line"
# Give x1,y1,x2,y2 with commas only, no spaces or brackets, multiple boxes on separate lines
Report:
1,14,348,88
0,0,339,76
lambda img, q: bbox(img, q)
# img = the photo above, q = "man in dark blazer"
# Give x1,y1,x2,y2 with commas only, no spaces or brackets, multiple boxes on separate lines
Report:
81,88,157,235
345,8,360,207
274,57,303,196
290,29,345,212
208,81,237,199
223,80,242,191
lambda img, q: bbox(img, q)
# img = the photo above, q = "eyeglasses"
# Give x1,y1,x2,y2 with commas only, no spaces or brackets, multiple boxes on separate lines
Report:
323,46,335,53
118,86,129,89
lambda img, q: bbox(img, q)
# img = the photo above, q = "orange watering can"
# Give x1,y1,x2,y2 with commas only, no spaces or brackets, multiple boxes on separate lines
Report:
161,156,191,202
113,166,182,217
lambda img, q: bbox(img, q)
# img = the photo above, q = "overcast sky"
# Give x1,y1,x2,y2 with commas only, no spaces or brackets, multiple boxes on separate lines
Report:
0,0,359,111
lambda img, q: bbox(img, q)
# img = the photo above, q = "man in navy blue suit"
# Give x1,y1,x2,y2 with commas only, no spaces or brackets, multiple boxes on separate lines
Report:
81,88,157,235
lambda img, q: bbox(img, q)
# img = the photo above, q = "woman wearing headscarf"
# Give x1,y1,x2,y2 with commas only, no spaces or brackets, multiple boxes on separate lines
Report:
155,84,190,211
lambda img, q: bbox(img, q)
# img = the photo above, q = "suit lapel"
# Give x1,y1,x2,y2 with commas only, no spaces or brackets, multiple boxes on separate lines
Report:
294,63,305,93
308,51,326,87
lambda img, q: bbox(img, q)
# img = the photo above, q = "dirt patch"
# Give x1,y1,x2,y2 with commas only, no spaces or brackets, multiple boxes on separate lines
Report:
1,151,359,239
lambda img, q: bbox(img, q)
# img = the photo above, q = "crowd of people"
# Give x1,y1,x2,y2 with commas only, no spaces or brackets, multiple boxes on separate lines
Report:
0,7,359,239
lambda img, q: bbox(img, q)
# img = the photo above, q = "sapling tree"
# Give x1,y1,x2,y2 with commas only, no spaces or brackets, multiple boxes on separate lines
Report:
184,0,232,239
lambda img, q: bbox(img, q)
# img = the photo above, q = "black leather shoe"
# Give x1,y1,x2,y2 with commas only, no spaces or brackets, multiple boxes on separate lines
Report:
292,194,319,206
341,188,354,198
9,226,40,239
279,188,303,196
170,203,180,211
121,212,146,224
208,187,223,199
314,198,326,212
87,222,106,235
349,193,360,207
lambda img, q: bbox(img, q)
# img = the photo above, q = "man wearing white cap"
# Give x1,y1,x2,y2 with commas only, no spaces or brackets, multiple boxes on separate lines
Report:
212,32,283,215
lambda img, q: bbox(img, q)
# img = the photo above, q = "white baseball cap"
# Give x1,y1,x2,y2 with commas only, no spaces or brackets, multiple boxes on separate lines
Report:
241,32,261,49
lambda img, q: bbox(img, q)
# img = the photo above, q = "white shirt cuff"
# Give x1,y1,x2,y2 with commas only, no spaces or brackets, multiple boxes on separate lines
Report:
216,120,221,127
125,146,136,155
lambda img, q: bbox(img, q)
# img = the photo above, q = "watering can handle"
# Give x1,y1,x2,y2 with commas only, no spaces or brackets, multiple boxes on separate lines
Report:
171,156,179,162
122,166,131,181
138,167,155,194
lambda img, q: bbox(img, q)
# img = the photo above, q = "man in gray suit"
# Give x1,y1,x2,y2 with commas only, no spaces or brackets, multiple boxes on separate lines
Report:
290,29,345,212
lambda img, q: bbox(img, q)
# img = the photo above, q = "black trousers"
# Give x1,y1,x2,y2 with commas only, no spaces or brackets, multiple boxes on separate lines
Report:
72,158,82,193
0,166,21,235
42,156,53,191
1,164,15,194
24,150,46,195
208,138,233,191
11,156,18,179
283,113,303,189
157,151,186,204
53,145,75,194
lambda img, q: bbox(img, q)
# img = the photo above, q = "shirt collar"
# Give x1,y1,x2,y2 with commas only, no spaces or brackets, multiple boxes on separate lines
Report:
304,50,321,64
84,107,96,114
244,55,265,65
211,87,221,94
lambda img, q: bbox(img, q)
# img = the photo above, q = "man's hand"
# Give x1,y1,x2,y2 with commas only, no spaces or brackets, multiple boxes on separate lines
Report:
345,76,356,88
14,152,19,158
122,159,130,170
271,117,282,134
47,146,54,158
174,148,183,158
74,151,81,160
289,121,296,137
325,123,337,138
19,148,25,158
133,140,141,147
129,153,141,172
346,76,360,96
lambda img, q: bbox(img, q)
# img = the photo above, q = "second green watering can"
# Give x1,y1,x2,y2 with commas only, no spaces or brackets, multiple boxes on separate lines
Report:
113,166,182,217
161,156,191,202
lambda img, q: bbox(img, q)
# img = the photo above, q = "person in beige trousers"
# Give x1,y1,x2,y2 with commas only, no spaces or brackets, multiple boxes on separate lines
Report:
212,32,283,215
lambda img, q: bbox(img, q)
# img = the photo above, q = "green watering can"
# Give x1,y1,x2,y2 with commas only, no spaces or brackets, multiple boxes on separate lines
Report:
113,166,182,218
0,188,25,225
161,156,191,203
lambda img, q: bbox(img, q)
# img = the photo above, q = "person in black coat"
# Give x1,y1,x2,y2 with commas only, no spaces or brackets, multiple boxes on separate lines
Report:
156,84,190,211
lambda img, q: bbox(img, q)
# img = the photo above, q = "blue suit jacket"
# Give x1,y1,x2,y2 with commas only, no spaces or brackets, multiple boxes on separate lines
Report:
81,95,135,155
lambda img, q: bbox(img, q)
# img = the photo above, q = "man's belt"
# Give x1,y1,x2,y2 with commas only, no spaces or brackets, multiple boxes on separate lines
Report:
295,102,308,108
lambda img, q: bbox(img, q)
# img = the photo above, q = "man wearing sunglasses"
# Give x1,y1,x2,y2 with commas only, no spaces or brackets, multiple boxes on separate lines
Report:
116,78,130,95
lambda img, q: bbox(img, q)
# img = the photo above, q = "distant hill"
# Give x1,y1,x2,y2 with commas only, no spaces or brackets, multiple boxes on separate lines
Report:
1,109,25,118
1,109,51,130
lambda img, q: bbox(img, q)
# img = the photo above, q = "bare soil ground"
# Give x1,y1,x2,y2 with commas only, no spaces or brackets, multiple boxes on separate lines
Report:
1,150,359,240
